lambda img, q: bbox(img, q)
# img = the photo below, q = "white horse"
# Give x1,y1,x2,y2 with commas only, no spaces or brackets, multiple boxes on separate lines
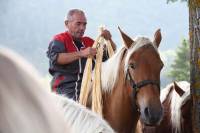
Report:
0,48,70,133
54,94,115,133
0,48,115,133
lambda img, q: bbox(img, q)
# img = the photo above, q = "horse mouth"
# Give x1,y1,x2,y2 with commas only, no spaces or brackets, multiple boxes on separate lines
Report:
143,123,157,127
140,111,163,127
142,124,157,132
141,116,162,126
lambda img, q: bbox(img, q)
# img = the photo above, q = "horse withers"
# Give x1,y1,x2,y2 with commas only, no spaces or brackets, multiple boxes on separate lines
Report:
93,28,164,133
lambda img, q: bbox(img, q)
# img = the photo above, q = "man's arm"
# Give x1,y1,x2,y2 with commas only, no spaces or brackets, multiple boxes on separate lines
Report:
57,47,97,65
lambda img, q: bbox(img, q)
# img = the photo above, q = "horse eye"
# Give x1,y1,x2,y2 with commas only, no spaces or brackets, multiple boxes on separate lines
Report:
129,63,136,69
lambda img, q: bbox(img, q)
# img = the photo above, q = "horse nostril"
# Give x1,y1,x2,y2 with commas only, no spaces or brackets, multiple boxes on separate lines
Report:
143,107,162,125
144,107,150,118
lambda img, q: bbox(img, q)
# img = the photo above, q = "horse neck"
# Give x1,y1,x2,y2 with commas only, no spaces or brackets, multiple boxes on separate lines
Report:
181,98,192,133
102,52,139,133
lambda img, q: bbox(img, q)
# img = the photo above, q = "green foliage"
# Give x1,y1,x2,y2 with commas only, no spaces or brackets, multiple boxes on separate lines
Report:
167,39,190,81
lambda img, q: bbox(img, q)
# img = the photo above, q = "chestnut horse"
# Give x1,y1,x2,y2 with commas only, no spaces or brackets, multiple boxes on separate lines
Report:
139,81,192,133
158,81,191,133
90,28,164,133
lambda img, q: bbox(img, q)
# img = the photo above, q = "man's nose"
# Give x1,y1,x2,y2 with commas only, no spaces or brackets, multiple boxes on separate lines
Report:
80,24,86,30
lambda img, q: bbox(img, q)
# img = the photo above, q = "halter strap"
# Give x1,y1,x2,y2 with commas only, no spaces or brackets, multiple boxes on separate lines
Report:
127,68,160,93
126,69,160,111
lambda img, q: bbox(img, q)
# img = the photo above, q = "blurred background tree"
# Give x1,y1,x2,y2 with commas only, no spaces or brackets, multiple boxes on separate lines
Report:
167,39,190,81
168,0,200,132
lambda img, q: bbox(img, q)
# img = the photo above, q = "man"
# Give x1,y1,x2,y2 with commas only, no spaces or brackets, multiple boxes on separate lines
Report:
47,9,116,101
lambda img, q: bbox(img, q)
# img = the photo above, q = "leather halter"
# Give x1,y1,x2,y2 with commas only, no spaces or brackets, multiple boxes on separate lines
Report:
126,67,160,111
121,48,160,109
127,68,160,95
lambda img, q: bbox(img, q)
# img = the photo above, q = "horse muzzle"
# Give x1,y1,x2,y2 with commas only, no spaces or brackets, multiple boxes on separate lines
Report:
140,105,163,126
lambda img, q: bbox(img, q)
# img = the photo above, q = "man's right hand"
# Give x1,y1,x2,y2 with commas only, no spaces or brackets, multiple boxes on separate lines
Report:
80,47,97,58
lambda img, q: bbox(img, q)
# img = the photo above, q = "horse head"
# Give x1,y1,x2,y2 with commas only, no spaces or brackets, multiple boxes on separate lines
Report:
138,81,191,133
119,28,163,126
157,81,191,133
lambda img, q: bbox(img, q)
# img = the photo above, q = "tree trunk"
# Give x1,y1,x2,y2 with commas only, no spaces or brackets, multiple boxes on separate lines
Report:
189,0,200,133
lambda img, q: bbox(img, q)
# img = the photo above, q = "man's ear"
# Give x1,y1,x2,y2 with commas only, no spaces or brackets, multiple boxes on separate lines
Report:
64,20,68,26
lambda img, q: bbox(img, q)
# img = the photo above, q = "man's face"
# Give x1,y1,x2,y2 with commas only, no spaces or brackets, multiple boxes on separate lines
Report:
66,13,87,39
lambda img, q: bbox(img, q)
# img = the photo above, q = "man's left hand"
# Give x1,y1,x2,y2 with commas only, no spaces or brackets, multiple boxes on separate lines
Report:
101,30,112,40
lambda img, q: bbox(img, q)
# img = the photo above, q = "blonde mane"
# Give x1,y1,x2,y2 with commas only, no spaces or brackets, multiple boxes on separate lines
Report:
160,81,190,133
55,94,115,133
101,37,158,92
101,47,126,92
160,82,174,103
170,81,190,133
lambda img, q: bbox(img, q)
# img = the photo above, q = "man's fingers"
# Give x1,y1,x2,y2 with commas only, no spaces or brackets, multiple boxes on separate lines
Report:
101,30,111,40
90,48,97,55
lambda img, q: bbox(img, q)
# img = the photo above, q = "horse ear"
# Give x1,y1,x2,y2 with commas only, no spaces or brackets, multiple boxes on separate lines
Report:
118,26,134,49
153,29,162,48
164,85,174,102
174,81,185,97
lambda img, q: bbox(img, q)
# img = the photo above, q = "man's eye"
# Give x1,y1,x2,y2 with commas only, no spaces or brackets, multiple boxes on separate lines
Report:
76,23,81,26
